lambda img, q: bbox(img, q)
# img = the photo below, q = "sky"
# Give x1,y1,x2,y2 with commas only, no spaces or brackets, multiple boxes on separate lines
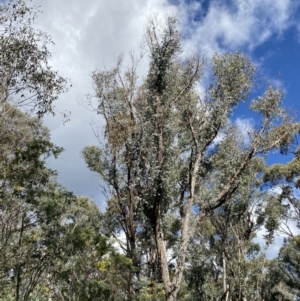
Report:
16,0,300,225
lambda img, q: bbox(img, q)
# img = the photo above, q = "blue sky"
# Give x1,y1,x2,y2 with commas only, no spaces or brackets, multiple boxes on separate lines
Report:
14,0,300,217
252,25,300,110
253,25,300,165
173,0,300,166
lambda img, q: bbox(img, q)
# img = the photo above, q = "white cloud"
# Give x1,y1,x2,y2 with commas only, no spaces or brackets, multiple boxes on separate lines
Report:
253,226,284,259
208,118,254,148
270,186,283,195
235,117,254,145
177,0,298,55
254,185,299,258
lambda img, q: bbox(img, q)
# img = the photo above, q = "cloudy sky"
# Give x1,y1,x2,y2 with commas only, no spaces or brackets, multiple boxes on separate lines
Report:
14,0,300,221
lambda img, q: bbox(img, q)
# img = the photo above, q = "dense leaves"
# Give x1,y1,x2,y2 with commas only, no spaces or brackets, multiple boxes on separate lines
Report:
0,105,113,301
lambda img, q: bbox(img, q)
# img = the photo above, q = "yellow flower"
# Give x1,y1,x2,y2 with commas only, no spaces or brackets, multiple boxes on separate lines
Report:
96,260,107,272
14,185,24,191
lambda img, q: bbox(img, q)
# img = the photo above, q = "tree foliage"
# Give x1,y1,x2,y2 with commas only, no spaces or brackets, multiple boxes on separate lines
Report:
1,3,300,301
0,104,113,301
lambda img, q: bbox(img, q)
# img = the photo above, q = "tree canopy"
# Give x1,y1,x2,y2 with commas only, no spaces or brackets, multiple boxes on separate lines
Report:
1,2,300,301
82,15,300,301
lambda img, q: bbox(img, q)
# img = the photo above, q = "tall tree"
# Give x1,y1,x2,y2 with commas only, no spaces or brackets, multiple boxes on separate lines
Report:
83,16,299,301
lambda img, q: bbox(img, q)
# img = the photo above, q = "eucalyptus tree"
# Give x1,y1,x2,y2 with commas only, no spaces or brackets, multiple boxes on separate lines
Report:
0,0,69,117
83,16,299,301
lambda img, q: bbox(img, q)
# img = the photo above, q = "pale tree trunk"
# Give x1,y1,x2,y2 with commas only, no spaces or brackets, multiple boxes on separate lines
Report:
47,273,53,301
15,215,25,301
223,251,229,301
160,151,203,301
154,222,173,294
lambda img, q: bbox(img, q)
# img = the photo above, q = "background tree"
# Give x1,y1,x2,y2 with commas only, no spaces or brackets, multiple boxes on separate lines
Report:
0,0,69,117
0,105,111,301
263,148,300,300
0,103,61,300
277,235,300,300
